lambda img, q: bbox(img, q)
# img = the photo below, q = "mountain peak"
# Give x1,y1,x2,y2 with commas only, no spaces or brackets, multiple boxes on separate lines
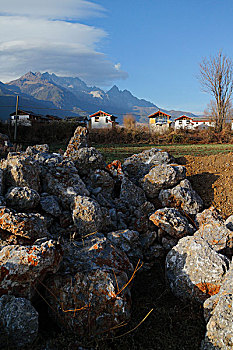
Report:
108,85,120,93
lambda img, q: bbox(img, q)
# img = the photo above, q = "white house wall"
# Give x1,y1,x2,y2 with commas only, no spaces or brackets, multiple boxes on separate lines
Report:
91,116,113,129
174,119,214,130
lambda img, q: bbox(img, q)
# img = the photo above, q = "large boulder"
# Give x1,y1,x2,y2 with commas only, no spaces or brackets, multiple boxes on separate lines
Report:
45,234,133,336
150,207,195,239
1,152,41,191
84,169,115,199
72,195,103,235
107,229,143,266
159,179,203,215
166,235,229,303
26,144,49,154
122,148,174,182
5,186,40,210
0,239,62,299
140,164,186,199
0,295,38,348
201,263,233,349
40,194,61,217
0,207,49,242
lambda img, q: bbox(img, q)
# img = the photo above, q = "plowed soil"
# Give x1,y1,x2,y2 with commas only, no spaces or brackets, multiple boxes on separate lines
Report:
182,152,233,219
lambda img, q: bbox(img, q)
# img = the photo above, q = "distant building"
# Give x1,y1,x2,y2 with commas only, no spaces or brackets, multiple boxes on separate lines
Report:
148,110,172,133
10,109,61,126
174,115,214,130
89,110,118,129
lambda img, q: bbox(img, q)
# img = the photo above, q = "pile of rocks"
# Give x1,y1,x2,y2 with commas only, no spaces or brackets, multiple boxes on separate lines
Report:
0,127,232,349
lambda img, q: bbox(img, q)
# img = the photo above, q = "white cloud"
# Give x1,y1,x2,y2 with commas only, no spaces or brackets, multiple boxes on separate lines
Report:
0,2,128,85
0,0,105,20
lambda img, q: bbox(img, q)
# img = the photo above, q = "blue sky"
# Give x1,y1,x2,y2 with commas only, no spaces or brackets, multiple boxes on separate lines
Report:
0,0,233,114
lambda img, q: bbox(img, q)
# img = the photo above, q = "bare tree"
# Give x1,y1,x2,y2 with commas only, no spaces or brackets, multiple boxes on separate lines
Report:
123,113,136,129
204,99,233,129
199,51,233,132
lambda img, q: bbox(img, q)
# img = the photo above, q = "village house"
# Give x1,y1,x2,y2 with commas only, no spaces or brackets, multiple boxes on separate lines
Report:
174,115,214,130
89,110,118,129
10,109,61,126
148,110,172,133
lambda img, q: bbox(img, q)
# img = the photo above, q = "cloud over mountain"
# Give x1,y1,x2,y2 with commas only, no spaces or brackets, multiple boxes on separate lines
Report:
0,0,128,85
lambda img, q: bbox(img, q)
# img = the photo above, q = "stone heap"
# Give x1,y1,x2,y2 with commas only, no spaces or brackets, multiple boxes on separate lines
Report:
0,126,232,348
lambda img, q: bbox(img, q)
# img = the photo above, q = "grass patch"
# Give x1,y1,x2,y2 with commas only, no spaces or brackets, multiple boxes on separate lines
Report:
94,143,233,163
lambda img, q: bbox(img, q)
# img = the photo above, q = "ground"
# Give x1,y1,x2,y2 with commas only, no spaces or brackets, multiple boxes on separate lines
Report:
184,153,233,219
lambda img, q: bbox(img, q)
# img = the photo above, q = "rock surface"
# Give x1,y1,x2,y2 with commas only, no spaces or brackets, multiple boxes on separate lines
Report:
166,235,229,303
6,186,40,210
72,195,103,235
201,263,233,349
122,148,174,182
0,295,38,348
0,207,49,242
1,152,41,191
159,179,203,215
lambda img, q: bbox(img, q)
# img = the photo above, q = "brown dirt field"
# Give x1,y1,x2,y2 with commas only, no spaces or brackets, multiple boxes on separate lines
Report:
182,152,233,219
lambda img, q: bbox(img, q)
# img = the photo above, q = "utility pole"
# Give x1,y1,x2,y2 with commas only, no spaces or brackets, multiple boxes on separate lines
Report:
14,95,19,142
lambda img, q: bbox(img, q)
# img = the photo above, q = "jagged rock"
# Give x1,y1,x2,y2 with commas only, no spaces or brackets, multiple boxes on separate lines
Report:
1,152,41,191
70,147,105,176
0,168,4,195
84,169,115,198
194,207,233,252
145,243,165,263
159,179,203,215
120,176,146,207
0,295,38,348
64,126,88,157
140,164,186,199
0,239,62,299
107,229,143,265
225,215,233,231
166,235,229,303
26,144,49,154
5,186,40,210
201,263,233,349
150,207,195,239
45,234,133,336
161,235,178,250
72,195,103,235
122,148,174,182
106,160,124,179
40,194,61,217
0,207,49,242
33,152,63,165
41,159,89,208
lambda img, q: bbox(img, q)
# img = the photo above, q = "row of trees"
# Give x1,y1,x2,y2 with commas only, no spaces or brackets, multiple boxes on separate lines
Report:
199,51,233,132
